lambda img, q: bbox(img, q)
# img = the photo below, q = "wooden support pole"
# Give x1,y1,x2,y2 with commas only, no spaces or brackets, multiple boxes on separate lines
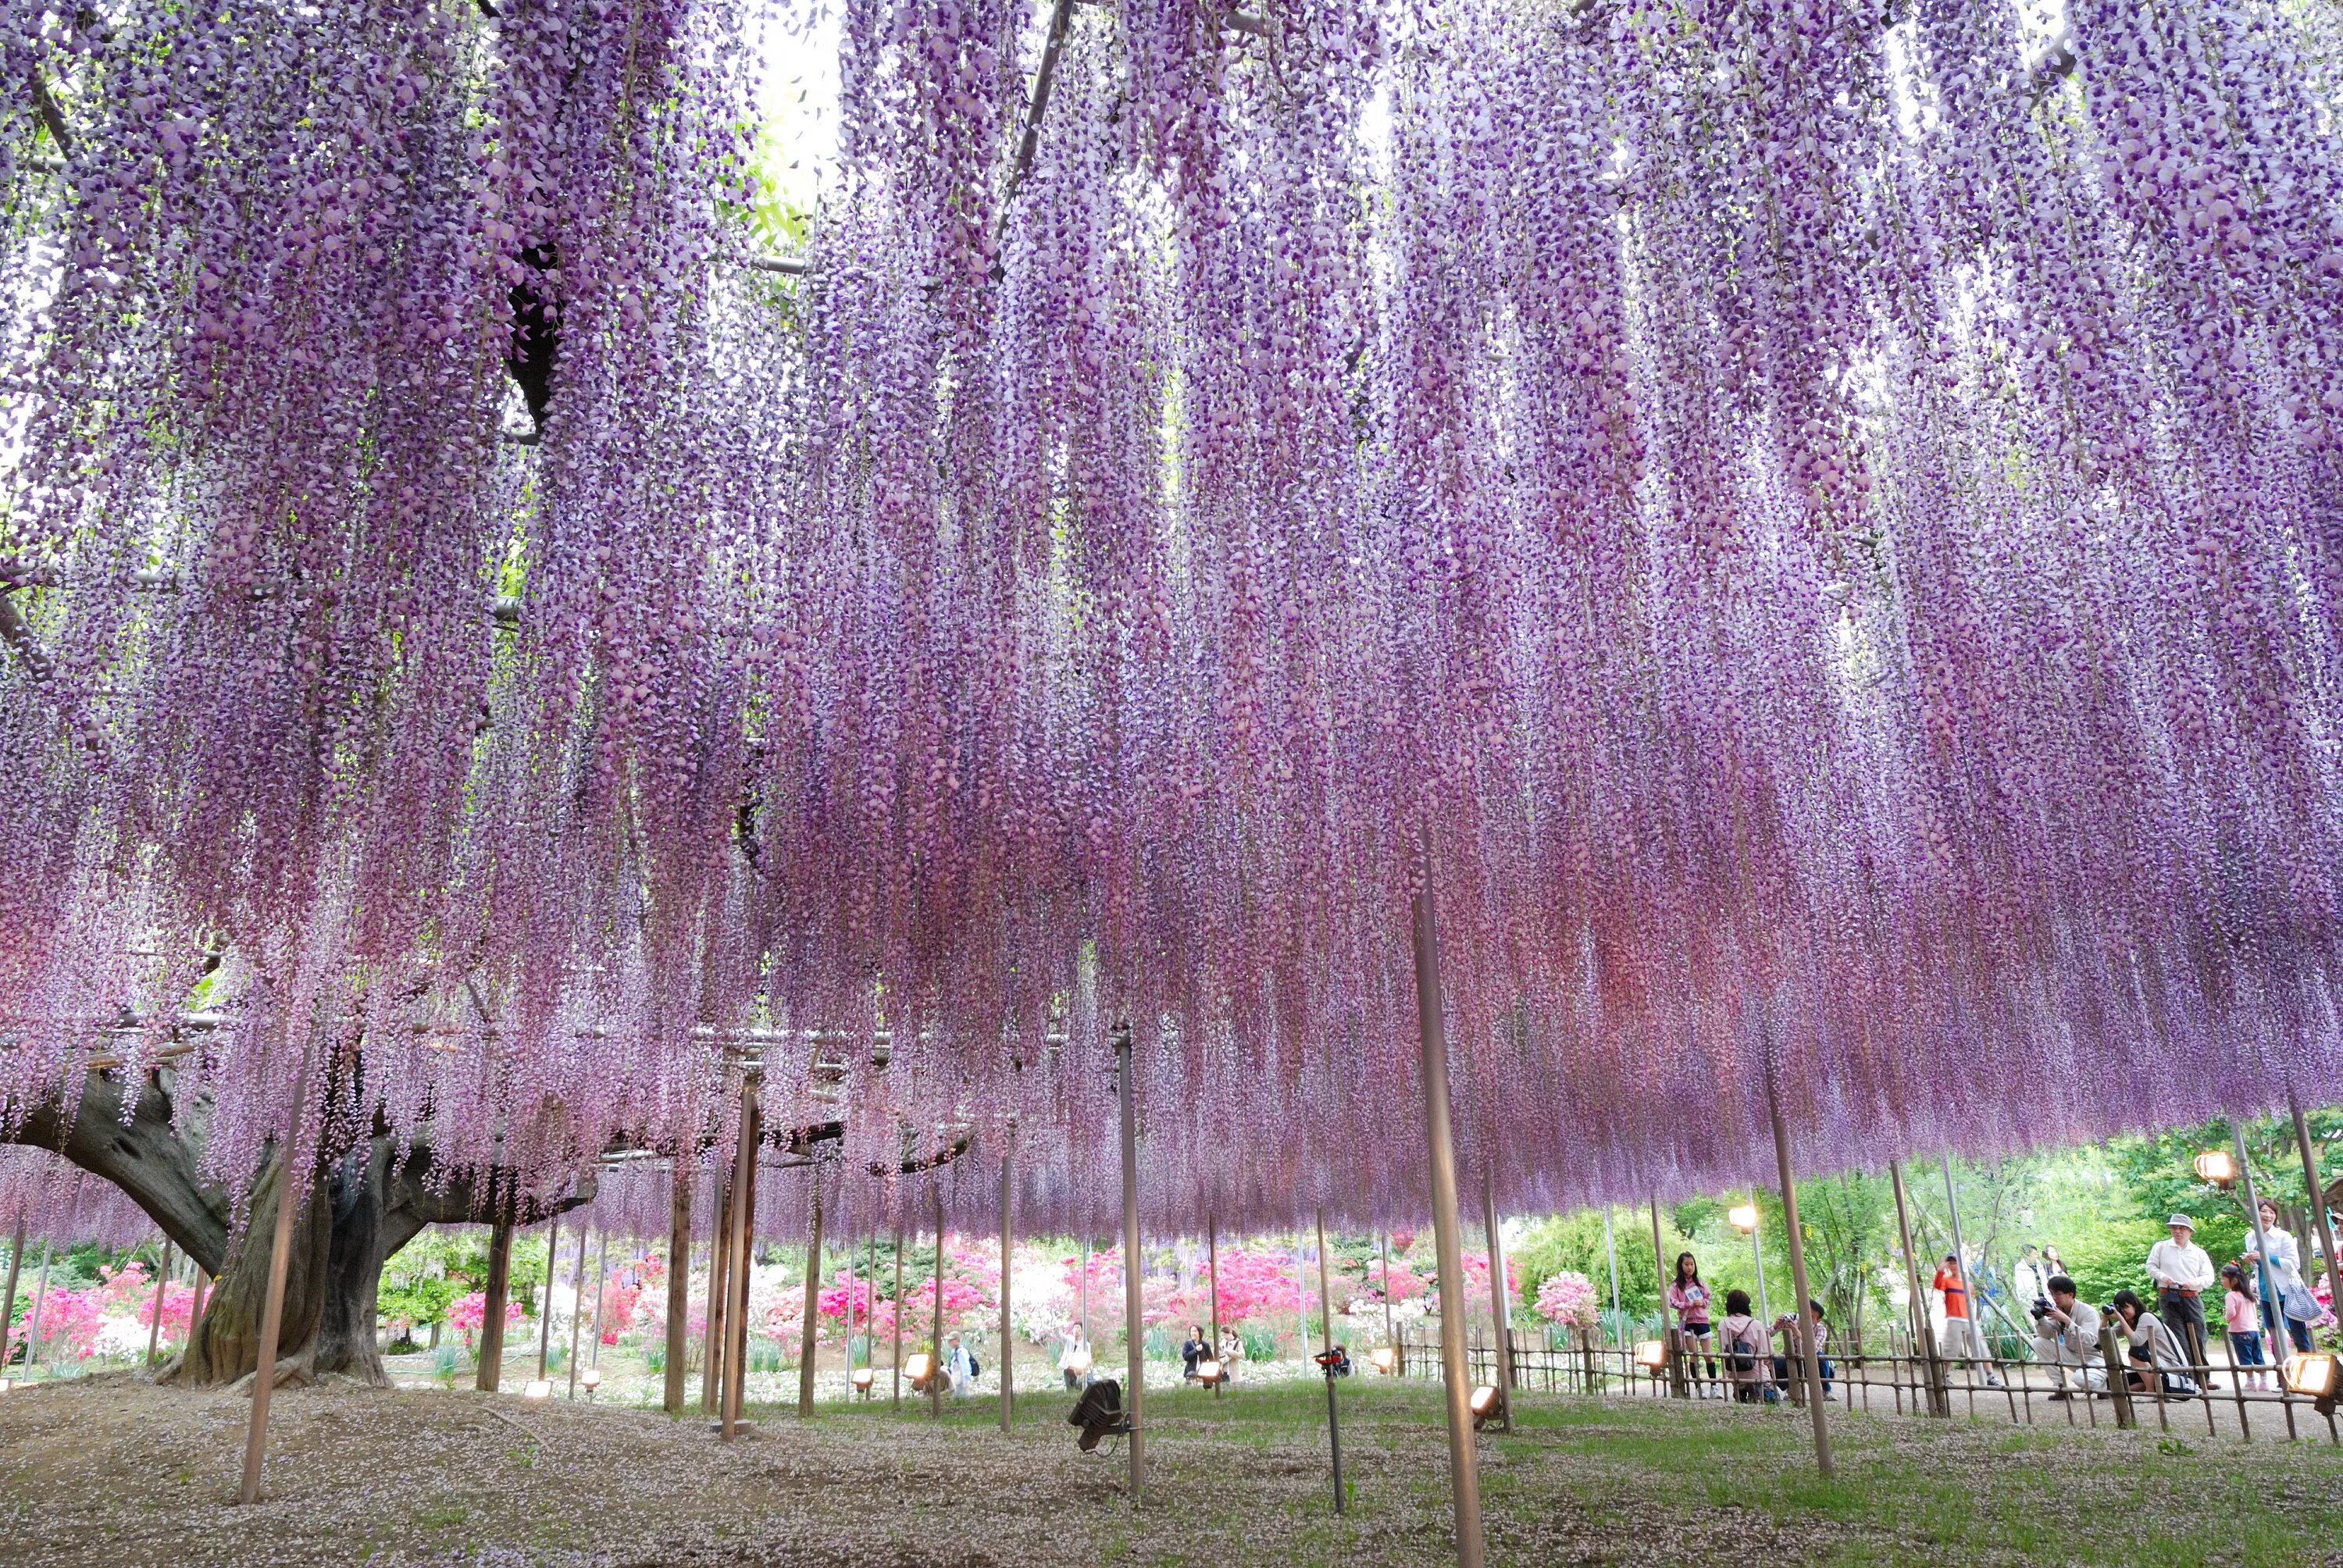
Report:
566,1214,590,1398
1764,1067,1834,1477
797,1162,823,1417
704,1163,731,1417
1000,1128,1015,1434
1482,1172,1515,1430
1649,1196,1683,1397
190,1267,209,1349
1378,1230,1394,1366
722,1076,761,1438
536,1214,558,1380
0,1219,24,1373
2232,1121,2290,1374
237,1035,314,1506
143,1237,173,1366
1888,1159,1949,1417
1116,1025,1147,1506
664,1163,691,1416
1209,1217,1223,1399
477,1209,515,1392
589,1229,608,1377
892,1220,906,1408
25,1239,52,1367
1409,836,1485,1568
1316,1207,1345,1514
929,1185,947,1420
1601,1207,1622,1345
2292,1096,2343,1349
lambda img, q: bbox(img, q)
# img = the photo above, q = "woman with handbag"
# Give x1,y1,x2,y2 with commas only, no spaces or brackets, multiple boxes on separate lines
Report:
2243,1198,2319,1359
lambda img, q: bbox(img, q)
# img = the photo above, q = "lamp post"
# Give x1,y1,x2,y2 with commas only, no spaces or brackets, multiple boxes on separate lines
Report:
1409,829,1485,1568
1731,1198,1770,1324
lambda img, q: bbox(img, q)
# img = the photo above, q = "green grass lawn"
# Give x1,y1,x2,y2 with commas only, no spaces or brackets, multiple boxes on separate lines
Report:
839,1377,2343,1567
5,1370,2338,1566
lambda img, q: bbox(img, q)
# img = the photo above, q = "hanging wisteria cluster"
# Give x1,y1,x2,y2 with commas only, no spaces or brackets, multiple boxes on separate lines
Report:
3,0,2342,1240
0,1149,155,1250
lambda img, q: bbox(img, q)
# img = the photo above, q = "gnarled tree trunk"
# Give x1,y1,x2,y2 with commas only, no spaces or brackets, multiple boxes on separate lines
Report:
6,1066,587,1385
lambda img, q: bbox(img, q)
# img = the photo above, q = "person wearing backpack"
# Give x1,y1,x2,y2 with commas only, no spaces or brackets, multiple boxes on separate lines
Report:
947,1332,976,1396
1714,1289,1770,1403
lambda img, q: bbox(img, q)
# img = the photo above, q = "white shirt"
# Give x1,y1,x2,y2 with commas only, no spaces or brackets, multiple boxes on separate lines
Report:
2013,1260,2049,1303
2037,1297,2099,1357
2245,1225,2304,1287
2145,1237,2216,1292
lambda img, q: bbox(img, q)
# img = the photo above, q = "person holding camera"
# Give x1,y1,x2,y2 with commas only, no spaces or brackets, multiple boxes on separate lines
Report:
2028,1274,2104,1399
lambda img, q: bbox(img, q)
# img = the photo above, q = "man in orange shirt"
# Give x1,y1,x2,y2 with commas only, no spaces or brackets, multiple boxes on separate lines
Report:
1934,1252,2004,1386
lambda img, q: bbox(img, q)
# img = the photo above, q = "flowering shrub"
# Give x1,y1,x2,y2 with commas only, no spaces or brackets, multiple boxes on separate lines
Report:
29,1285,107,1359
1534,1270,1600,1332
447,1291,524,1345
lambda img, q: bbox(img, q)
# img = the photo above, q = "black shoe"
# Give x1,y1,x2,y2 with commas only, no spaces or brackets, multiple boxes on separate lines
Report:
2045,1390,2071,1402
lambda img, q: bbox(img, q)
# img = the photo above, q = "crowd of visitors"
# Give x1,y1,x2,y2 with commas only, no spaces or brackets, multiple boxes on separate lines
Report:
1653,1197,2334,1405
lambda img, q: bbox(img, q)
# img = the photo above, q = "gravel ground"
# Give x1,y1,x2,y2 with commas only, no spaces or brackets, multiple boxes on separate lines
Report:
2,1373,2338,1566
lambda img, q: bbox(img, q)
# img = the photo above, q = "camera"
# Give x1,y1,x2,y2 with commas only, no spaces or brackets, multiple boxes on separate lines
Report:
2027,1295,2054,1323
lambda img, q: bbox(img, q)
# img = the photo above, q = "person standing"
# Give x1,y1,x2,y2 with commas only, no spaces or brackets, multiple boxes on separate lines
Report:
1667,1253,1719,1396
2220,1264,2269,1391
947,1331,975,1397
2145,1215,2215,1374
1935,1252,2003,1386
2242,1197,2317,1359
2013,1245,2049,1307
1180,1323,1207,1382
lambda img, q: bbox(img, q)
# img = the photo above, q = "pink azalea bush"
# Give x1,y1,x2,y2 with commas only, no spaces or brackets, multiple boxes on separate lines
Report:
447,1291,523,1345
1533,1270,1600,1332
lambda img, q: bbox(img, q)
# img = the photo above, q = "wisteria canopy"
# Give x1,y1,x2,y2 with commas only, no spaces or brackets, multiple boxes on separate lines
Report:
2,0,2341,1243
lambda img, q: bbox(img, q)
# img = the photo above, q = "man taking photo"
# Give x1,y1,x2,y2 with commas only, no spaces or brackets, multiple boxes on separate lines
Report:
2029,1274,2104,1399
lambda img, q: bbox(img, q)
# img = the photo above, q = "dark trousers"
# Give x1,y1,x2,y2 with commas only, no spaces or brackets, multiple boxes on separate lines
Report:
2159,1290,2208,1369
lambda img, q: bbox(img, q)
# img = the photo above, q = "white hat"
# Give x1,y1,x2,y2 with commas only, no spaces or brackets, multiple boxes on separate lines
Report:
2166,1214,2195,1230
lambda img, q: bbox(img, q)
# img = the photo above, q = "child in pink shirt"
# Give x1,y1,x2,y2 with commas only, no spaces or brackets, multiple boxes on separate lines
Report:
2222,1264,2268,1390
